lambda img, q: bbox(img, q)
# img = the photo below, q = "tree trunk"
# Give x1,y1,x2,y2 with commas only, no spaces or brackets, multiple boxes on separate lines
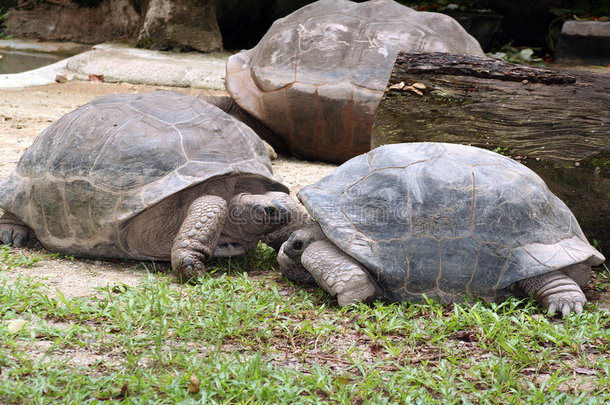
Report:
372,52,609,253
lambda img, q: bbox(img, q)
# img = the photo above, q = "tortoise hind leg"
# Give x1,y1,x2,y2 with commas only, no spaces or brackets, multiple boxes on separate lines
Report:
171,195,227,282
0,211,38,247
517,270,587,316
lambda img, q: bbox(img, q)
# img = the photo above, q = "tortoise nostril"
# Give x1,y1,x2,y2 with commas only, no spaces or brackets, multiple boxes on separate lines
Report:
265,206,278,217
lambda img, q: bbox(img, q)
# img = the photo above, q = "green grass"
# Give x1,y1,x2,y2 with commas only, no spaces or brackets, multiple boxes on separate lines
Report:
0,243,609,404
0,244,42,270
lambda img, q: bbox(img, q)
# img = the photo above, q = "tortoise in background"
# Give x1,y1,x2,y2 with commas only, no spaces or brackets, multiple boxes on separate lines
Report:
225,0,484,163
278,143,605,316
0,91,307,280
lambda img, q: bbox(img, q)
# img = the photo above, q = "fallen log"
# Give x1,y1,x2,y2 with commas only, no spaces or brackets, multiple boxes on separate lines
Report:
371,52,609,253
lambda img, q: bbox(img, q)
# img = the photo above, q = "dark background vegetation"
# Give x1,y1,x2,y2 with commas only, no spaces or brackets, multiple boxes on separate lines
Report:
401,0,610,54
1,0,608,55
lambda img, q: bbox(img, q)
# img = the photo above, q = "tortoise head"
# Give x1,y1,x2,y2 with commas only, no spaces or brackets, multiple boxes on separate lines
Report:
224,191,308,248
228,192,290,230
277,221,326,284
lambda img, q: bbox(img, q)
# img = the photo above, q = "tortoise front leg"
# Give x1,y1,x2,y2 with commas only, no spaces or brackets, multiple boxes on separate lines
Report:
171,195,227,282
301,240,380,307
0,211,38,247
517,270,586,316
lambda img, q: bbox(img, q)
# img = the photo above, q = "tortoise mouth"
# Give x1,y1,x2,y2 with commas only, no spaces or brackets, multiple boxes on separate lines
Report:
213,241,246,258
277,248,314,285
230,193,293,227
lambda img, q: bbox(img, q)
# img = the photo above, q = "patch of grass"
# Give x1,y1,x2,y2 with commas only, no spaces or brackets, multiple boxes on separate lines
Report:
43,252,75,261
208,241,279,274
0,244,42,271
136,36,152,49
492,146,510,156
0,243,609,403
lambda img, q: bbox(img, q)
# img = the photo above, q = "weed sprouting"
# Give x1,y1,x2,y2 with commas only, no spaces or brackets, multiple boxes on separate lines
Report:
0,244,609,403
0,245,42,270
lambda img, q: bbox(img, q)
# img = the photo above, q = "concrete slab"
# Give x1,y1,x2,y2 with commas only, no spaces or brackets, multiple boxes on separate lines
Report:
0,58,72,88
0,41,230,90
555,21,610,66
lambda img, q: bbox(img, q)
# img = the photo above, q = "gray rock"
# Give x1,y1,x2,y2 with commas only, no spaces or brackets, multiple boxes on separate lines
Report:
4,0,223,52
4,0,141,44
555,21,610,66
138,0,222,51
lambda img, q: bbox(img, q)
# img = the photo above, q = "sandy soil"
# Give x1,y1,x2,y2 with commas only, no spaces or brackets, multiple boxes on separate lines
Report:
0,81,337,297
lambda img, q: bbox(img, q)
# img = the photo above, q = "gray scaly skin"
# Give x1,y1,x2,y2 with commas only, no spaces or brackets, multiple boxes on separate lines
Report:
279,222,590,316
302,240,380,307
171,195,228,281
171,190,307,281
277,222,380,306
516,271,587,316
0,211,37,247
1,190,307,282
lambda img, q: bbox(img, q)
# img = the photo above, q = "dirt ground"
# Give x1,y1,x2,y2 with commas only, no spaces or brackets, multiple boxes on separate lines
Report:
0,80,336,297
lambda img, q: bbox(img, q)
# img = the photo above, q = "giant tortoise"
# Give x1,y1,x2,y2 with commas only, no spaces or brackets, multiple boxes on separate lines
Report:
225,0,484,163
278,142,605,316
0,91,307,280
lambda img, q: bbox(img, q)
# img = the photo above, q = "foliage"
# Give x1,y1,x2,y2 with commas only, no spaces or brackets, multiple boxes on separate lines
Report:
400,0,610,55
0,8,11,39
400,0,610,17
0,0,16,37
547,2,610,51
550,1,610,21
399,1,490,12
136,35,152,49
69,0,103,7
1,243,609,403
0,245,42,271
487,45,547,66
0,0,16,14
492,146,510,156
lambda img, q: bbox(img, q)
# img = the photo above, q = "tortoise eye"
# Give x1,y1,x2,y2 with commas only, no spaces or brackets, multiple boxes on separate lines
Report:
292,241,303,250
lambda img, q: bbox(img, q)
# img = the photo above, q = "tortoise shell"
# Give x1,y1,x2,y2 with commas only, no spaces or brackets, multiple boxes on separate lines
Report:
0,91,287,259
226,0,484,163
298,142,604,302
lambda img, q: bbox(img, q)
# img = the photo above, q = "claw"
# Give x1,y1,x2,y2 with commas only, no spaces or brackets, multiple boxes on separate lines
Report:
12,233,25,247
0,229,11,245
549,300,585,317
173,252,207,283
561,303,571,317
